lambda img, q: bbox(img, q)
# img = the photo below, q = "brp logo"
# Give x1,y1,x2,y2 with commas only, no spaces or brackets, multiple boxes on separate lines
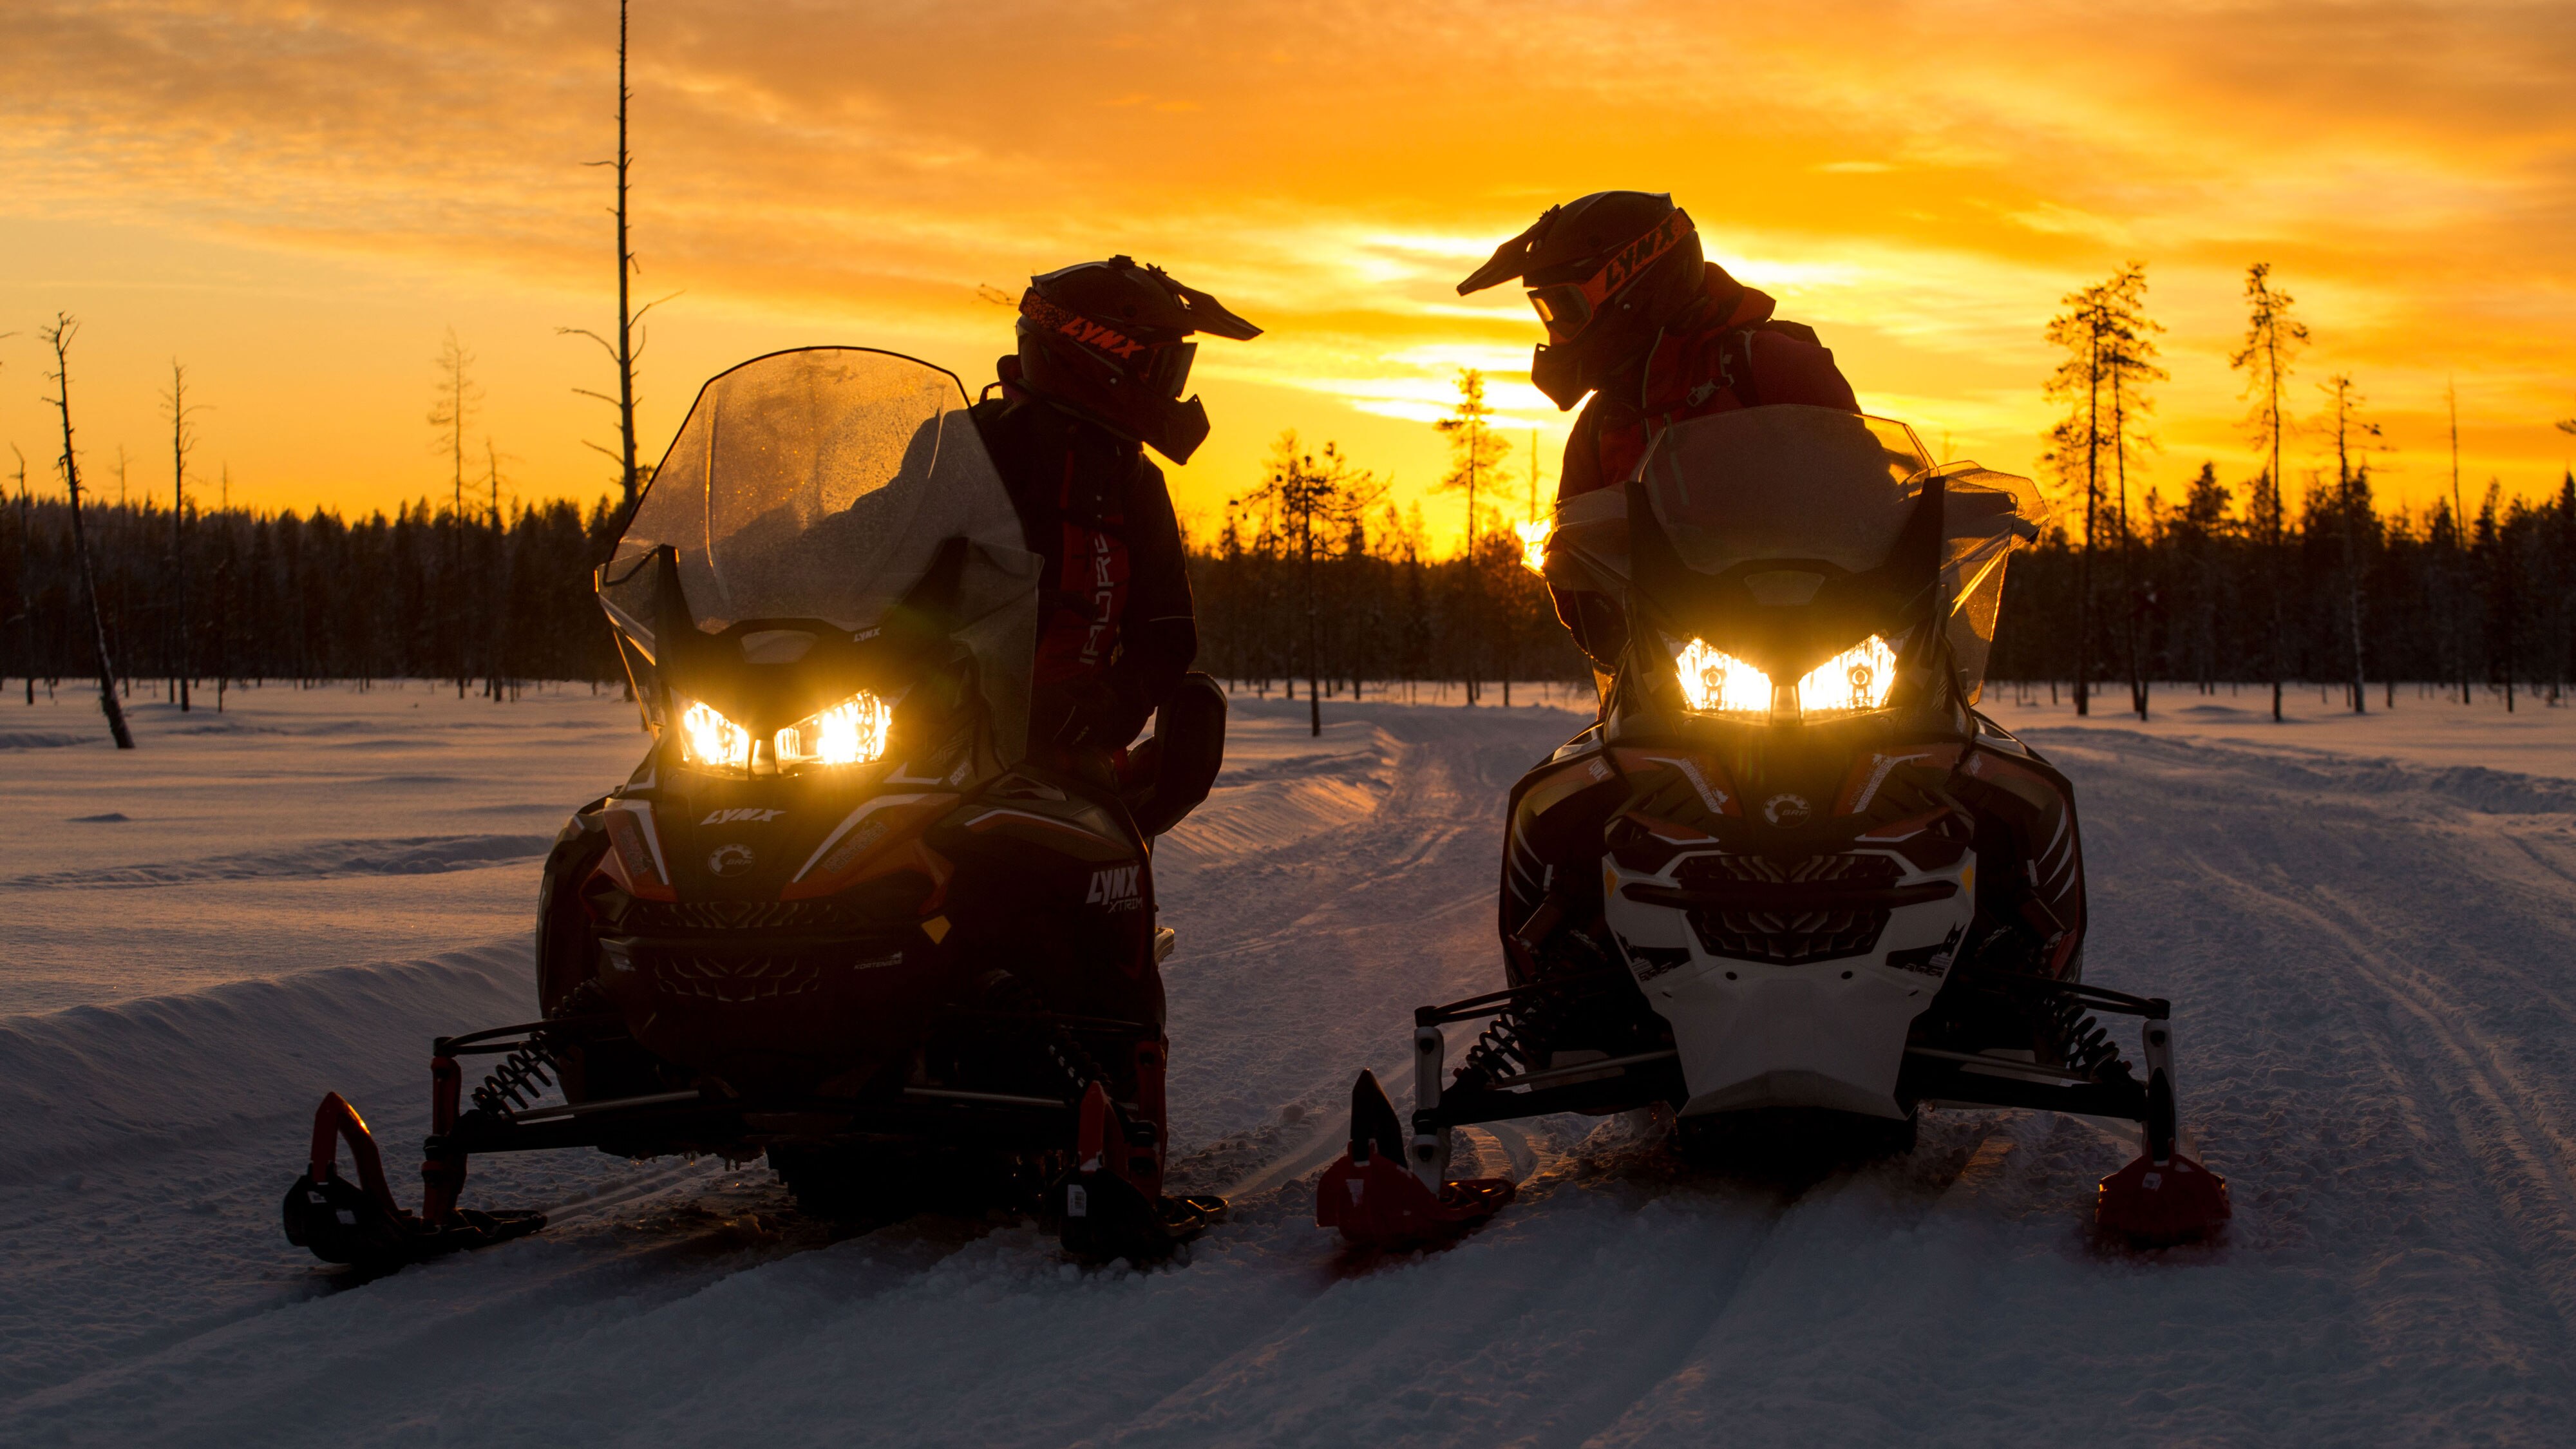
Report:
706,843,757,878
1762,793,1813,828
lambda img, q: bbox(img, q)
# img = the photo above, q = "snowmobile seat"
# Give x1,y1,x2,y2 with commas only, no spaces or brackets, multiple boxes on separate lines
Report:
1122,672,1227,838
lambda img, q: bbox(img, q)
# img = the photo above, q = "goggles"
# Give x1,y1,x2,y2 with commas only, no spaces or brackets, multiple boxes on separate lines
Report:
1525,209,1695,345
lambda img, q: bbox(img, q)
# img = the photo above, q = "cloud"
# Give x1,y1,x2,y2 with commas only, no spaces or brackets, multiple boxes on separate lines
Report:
0,0,2570,525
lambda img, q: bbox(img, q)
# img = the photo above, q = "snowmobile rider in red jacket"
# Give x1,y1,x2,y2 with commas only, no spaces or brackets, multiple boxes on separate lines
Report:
969,257,1260,776
1458,192,1860,683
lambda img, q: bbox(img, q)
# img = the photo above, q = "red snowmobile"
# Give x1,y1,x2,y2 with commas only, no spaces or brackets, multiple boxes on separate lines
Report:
1316,406,2230,1247
285,348,1227,1269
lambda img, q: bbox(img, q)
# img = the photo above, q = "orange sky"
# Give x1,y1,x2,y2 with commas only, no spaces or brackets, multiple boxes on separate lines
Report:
2,1,2571,550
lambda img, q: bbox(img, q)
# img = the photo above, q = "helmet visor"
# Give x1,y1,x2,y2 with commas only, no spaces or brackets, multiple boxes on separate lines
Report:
1142,339,1198,399
1528,284,1595,345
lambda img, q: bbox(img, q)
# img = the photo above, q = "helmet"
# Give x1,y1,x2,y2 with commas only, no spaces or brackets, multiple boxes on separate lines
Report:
1013,256,1261,464
1457,191,1706,410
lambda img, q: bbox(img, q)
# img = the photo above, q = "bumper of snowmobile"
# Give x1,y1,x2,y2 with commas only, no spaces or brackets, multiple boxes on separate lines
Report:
1316,969,2228,1249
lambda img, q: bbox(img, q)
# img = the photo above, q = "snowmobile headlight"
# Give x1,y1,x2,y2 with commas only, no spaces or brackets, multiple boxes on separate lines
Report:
677,697,756,771
775,691,892,768
1666,634,1899,721
1670,636,1773,717
1796,635,1899,717
674,692,892,772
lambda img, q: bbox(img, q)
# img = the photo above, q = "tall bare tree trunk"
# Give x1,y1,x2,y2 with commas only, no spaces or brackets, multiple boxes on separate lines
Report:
2451,381,2470,705
12,447,32,706
43,316,135,748
614,0,639,514
2075,315,2101,717
166,361,196,712
1303,489,1321,737
2329,377,2367,714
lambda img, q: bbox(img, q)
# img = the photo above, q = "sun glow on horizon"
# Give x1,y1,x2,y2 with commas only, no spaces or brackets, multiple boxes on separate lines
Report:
0,1,2566,536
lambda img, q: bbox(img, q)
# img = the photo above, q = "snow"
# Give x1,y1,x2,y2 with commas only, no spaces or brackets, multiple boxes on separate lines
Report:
7,682,2576,1444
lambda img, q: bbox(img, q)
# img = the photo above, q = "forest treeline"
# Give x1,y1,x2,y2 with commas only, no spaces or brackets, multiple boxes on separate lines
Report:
2,495,628,702
0,488,1587,705
1993,464,2576,710
10,464,2576,713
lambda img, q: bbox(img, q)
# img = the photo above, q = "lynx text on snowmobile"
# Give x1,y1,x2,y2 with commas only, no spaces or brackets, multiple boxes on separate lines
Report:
284,348,1229,1270
1316,405,2230,1248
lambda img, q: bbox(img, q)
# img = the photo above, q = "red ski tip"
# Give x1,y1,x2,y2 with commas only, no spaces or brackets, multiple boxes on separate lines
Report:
2096,1151,2231,1244
1314,1148,1514,1248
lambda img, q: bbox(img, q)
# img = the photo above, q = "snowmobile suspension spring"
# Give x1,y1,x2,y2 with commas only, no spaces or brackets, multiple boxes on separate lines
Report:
1456,991,1557,1090
2045,995,2130,1083
1045,1027,1112,1100
472,1036,562,1114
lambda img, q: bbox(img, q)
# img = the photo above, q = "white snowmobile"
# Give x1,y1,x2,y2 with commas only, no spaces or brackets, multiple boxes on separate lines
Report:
285,349,1227,1269
1316,406,2230,1247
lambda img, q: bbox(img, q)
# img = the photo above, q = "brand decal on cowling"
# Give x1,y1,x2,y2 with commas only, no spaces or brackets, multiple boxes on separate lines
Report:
701,807,785,826
1086,864,1142,911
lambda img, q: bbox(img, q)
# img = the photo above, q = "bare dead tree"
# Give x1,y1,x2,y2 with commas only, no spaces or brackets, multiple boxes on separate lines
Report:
2322,375,2385,714
214,464,231,712
2452,381,2472,703
561,0,674,518
40,316,135,748
11,444,30,706
428,328,481,697
483,435,516,701
163,360,206,711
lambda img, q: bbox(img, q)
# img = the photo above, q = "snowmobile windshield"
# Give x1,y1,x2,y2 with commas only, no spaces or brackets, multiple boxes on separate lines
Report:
1535,405,2040,719
598,348,1043,763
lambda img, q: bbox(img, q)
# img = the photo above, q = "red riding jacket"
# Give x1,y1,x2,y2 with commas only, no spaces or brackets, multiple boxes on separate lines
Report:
1552,262,1859,671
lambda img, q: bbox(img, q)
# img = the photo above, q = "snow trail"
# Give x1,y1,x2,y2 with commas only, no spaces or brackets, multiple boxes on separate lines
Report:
6,696,2576,1444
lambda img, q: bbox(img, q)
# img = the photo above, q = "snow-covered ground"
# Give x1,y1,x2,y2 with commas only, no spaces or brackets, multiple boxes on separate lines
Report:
6,682,2576,1446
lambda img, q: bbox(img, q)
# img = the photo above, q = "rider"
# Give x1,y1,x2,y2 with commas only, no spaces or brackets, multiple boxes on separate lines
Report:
971,256,1260,775
969,258,1257,1244
1457,192,1859,685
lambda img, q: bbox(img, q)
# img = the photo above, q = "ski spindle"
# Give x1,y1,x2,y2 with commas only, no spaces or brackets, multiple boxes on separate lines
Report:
1412,1024,1446,1189
2139,1009,2177,1166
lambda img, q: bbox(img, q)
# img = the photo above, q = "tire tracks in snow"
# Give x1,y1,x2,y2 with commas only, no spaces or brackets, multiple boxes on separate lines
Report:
2197,862,2576,1332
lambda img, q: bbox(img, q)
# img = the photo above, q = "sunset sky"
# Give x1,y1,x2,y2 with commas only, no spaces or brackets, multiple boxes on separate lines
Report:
2,0,2571,549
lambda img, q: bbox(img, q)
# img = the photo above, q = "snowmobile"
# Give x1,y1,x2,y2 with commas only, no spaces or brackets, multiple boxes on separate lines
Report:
1316,406,2230,1247
285,348,1229,1269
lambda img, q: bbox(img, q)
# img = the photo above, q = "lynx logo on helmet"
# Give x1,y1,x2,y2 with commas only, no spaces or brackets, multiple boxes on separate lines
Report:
1601,211,1693,295
1086,864,1142,912
1021,294,1146,361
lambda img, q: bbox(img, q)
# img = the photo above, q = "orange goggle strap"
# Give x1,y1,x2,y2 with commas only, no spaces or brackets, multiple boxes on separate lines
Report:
1528,208,1696,342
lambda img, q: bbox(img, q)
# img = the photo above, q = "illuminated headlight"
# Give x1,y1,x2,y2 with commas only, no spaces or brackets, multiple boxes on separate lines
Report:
775,693,892,767
678,698,756,770
674,692,892,772
1667,635,1899,719
1796,636,1899,715
1671,638,1774,716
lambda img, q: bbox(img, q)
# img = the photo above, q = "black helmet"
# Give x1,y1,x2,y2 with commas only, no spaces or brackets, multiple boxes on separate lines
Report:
1457,191,1706,410
1013,256,1261,464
